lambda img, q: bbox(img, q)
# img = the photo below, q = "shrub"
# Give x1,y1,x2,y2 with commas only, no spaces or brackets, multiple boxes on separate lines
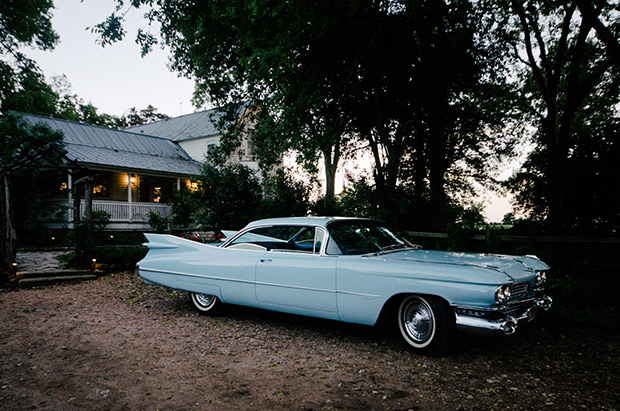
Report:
147,210,169,233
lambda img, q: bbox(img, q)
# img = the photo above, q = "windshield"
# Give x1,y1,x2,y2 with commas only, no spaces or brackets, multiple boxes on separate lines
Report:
326,220,413,255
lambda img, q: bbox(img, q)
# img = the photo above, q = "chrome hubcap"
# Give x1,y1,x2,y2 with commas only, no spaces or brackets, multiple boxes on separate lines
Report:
402,299,434,344
195,293,215,308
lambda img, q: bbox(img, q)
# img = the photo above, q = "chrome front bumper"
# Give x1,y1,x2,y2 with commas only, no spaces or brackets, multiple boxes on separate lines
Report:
455,296,552,335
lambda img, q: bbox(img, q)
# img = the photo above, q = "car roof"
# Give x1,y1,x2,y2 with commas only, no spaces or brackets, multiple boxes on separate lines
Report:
243,216,377,229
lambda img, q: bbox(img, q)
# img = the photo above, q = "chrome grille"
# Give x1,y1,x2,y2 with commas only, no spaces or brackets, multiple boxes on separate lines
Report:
509,282,529,301
504,300,531,317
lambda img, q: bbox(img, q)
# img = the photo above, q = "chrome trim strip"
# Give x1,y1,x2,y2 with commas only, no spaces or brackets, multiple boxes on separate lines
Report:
140,267,380,298
140,267,256,286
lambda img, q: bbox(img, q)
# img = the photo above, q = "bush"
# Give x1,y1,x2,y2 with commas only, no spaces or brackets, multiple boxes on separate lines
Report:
260,168,312,218
169,186,198,228
147,210,169,233
195,163,262,230
58,245,147,271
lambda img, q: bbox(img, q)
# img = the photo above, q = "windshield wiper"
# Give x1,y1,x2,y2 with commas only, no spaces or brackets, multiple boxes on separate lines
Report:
362,244,417,256
381,244,408,252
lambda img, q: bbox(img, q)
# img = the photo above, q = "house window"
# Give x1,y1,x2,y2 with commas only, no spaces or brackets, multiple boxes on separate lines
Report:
206,143,217,155
93,172,111,199
245,130,255,159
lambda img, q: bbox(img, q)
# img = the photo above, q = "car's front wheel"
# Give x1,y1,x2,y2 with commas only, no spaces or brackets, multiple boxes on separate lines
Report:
189,292,223,315
397,295,455,355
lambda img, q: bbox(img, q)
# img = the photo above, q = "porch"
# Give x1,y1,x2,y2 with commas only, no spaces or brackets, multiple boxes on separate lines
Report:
46,200,173,230
43,169,187,231
76,200,172,223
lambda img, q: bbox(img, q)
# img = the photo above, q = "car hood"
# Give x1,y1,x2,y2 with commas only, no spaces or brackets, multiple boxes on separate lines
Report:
375,249,549,283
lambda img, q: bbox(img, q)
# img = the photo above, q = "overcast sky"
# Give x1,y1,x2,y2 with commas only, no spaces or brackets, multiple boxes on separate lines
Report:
21,0,515,222
23,0,197,117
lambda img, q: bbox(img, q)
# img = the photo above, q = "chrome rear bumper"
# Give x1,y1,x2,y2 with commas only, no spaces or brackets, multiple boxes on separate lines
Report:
455,296,552,335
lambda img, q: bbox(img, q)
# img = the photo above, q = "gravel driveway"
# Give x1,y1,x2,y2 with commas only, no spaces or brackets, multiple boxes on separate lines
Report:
1,272,618,410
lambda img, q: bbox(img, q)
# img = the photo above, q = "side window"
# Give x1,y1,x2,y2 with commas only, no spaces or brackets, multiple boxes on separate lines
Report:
314,228,325,254
227,225,324,254
325,235,342,255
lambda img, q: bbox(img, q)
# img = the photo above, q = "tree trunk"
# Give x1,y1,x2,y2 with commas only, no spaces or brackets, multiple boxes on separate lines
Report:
427,99,447,232
1,173,16,280
321,144,340,214
543,111,564,234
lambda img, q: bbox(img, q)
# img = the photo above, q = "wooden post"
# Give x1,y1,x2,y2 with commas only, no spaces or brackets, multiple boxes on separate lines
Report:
2,173,16,279
128,173,133,222
84,176,94,233
67,171,73,224
73,178,81,255
73,175,94,262
83,176,94,264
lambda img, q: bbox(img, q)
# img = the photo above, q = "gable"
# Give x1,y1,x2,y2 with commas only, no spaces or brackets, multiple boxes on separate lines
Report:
17,112,202,177
126,101,251,142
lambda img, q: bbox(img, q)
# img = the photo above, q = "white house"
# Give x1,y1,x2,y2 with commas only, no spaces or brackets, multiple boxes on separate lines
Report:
127,103,259,171
19,112,202,230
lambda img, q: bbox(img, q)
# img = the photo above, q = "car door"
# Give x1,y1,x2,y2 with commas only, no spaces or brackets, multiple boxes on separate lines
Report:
255,227,338,314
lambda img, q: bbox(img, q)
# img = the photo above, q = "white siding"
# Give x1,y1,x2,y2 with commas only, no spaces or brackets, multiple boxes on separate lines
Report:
179,136,220,162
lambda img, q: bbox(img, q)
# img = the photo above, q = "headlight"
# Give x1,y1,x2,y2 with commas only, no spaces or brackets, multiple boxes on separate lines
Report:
495,285,511,303
536,271,547,286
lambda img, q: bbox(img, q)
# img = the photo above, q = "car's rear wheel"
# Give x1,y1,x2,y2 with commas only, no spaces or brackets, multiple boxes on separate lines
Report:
397,295,455,355
189,292,223,315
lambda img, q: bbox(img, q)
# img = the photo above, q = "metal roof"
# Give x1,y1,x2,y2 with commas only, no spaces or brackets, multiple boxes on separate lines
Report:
17,113,202,176
126,102,251,142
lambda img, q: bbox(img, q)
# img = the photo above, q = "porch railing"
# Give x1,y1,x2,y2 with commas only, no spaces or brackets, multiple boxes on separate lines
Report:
67,200,172,223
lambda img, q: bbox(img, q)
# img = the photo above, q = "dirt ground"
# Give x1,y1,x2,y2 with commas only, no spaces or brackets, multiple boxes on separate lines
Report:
1,272,618,410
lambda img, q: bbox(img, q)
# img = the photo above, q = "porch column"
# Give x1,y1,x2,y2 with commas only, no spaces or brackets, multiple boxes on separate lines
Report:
127,173,133,222
177,178,180,191
67,171,73,224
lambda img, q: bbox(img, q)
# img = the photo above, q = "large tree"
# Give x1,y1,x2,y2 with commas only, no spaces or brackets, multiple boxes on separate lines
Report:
500,0,619,233
98,0,516,228
0,0,58,107
345,0,518,228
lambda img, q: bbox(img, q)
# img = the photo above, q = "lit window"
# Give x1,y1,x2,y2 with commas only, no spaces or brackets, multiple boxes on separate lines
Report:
153,186,162,203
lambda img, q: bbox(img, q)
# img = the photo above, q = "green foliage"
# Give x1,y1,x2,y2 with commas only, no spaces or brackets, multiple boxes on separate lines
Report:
1,66,58,115
169,186,198,228
92,210,111,230
70,209,111,268
96,0,520,232
0,112,65,168
498,0,620,233
147,210,169,233
92,245,147,268
260,168,312,218
336,177,379,220
116,105,169,128
0,0,58,104
195,163,262,230
91,0,619,235
58,245,147,270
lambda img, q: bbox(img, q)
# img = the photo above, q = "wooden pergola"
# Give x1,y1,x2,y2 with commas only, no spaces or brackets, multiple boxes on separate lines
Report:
1,146,95,279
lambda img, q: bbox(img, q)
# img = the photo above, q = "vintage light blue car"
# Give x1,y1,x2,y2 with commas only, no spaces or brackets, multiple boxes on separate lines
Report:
137,217,552,355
